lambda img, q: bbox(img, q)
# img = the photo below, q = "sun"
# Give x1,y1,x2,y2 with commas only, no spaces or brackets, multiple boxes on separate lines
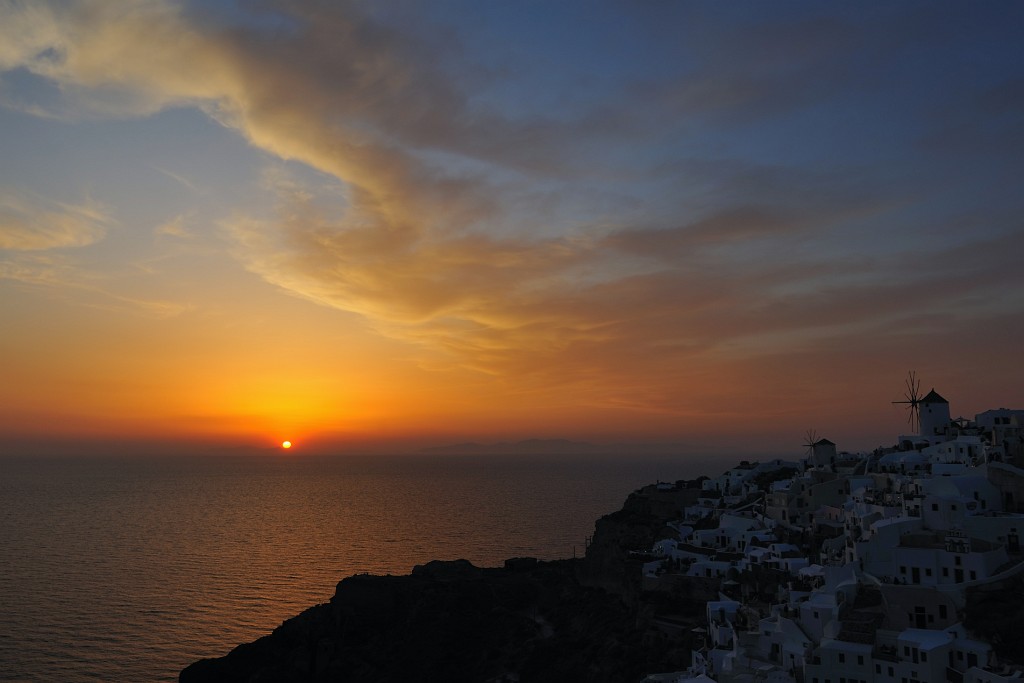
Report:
281,440,292,449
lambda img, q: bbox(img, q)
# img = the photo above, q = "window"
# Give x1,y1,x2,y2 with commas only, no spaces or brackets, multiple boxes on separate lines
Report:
926,568,932,576
970,570,977,580
952,504,958,511
839,653,845,663
932,503,939,511
900,566,907,574
940,605,947,618
921,651,927,661
943,567,949,577
875,664,881,673
858,655,864,665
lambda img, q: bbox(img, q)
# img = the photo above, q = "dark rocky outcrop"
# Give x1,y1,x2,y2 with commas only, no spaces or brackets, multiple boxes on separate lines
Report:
181,485,707,683
579,483,702,601
181,558,692,682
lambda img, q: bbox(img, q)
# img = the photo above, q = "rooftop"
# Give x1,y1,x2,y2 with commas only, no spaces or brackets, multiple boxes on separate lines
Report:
899,628,953,649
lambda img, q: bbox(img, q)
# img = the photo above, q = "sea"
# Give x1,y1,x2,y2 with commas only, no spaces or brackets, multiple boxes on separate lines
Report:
0,451,728,682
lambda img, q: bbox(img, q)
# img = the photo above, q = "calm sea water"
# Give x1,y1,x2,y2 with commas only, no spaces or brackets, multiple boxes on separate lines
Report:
0,452,724,682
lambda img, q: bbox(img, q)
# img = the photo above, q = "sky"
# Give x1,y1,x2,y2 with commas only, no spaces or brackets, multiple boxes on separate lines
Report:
0,0,1022,456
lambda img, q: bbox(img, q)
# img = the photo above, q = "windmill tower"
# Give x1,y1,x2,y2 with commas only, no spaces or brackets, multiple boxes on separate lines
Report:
892,371,924,434
919,389,950,440
813,439,836,469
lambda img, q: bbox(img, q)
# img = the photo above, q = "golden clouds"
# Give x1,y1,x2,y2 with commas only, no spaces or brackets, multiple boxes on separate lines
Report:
0,1,61,71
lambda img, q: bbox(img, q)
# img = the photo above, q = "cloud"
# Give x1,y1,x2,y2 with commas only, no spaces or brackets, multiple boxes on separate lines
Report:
0,187,188,317
225,186,589,326
223,165,1023,409
0,251,66,286
604,168,890,260
0,190,110,250
0,1,61,71
154,213,192,239
153,166,202,194
0,249,190,318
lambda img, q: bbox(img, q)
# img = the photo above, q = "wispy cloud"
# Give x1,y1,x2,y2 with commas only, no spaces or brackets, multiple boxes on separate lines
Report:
154,213,193,239
153,166,201,194
0,248,190,318
0,187,191,317
0,189,110,251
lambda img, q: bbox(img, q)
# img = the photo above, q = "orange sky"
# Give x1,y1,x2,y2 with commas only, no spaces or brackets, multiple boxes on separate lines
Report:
1,2,1022,456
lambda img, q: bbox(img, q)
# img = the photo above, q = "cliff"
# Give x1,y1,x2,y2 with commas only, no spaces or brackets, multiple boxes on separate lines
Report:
181,484,704,682
579,482,702,600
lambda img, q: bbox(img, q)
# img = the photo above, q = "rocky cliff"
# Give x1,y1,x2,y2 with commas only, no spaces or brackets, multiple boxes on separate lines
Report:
181,484,704,682
579,483,702,599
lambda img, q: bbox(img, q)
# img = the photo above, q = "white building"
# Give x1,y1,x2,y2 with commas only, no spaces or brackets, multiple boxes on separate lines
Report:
885,529,1007,586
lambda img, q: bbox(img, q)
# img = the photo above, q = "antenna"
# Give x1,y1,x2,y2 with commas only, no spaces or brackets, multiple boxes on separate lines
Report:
803,429,818,457
892,370,923,433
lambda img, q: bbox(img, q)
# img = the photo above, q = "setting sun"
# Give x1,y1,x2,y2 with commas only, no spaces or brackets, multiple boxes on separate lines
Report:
281,441,292,449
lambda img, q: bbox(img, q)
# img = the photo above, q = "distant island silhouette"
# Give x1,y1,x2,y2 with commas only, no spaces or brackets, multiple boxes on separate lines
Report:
419,438,603,455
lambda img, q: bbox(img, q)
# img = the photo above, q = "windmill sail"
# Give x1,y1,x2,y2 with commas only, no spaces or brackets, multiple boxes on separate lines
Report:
892,370,923,433
802,429,818,457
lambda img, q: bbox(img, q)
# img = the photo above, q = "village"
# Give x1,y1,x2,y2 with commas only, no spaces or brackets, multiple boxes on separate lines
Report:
640,382,1024,683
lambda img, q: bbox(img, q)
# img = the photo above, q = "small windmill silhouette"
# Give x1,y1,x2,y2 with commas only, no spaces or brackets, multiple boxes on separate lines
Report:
802,429,819,457
892,371,923,433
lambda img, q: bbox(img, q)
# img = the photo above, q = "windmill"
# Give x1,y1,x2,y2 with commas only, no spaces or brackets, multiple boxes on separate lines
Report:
892,370,923,433
802,429,819,457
